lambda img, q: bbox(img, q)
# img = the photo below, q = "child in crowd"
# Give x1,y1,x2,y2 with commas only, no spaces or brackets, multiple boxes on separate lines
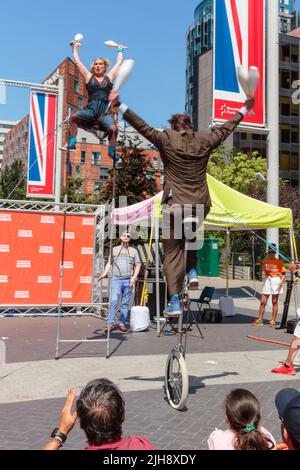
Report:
207,388,276,450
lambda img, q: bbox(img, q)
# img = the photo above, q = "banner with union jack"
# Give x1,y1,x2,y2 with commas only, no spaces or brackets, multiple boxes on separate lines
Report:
213,0,265,128
27,91,57,197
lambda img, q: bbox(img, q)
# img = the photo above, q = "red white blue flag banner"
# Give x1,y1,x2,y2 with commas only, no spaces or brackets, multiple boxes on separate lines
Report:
213,0,265,127
27,91,57,197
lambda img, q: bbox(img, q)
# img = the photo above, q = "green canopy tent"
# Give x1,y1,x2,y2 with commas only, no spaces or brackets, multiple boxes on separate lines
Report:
113,175,294,333
204,175,293,305
205,174,292,230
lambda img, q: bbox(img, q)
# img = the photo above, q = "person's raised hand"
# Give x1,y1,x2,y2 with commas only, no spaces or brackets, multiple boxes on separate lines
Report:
58,388,77,435
244,97,255,110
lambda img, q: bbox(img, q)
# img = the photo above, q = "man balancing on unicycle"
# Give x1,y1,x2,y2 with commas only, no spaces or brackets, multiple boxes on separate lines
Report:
109,90,255,313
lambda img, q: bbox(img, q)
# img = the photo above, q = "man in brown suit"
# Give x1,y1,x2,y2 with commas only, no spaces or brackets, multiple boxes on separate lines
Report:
110,91,254,314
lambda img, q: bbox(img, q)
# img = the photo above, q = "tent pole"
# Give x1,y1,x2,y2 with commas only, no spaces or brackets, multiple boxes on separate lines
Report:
226,228,230,297
290,227,295,261
155,208,161,336
290,226,299,320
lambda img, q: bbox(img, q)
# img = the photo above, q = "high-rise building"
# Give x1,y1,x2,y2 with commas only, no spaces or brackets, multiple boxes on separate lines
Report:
186,0,213,121
279,0,295,32
0,120,19,171
186,1,300,184
186,0,297,121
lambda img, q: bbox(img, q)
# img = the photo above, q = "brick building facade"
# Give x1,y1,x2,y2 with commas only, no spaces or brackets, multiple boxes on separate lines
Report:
3,57,163,195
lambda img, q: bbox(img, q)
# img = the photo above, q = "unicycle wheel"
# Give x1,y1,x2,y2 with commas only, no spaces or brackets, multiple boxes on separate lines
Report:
165,348,189,410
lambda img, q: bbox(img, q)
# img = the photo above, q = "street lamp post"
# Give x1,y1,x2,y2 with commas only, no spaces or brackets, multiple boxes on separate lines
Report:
266,0,280,248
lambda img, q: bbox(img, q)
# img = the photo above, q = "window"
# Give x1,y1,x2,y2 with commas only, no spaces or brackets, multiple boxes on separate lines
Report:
252,134,266,141
78,96,83,109
291,153,299,170
81,138,87,144
280,45,290,62
73,79,79,93
280,153,290,171
291,71,299,84
100,167,109,180
152,156,158,169
68,105,73,116
281,70,290,89
291,102,299,117
281,126,290,143
291,127,299,144
75,164,81,176
80,151,86,163
291,46,298,64
281,102,290,116
92,152,101,164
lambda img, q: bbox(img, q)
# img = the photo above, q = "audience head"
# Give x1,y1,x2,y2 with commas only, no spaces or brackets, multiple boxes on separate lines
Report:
225,388,274,450
76,378,125,446
275,388,300,450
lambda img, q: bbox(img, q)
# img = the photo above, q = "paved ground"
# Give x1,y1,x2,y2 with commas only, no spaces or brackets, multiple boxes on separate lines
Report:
0,277,299,450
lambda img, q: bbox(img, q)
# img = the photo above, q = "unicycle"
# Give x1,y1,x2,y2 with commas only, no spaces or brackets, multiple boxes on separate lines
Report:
164,215,203,410
164,274,190,410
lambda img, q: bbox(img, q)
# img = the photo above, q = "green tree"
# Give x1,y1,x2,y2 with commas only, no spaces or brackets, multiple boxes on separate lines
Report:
62,177,93,204
0,160,27,199
207,147,267,194
97,141,159,206
207,147,299,270
207,147,268,269
279,185,300,257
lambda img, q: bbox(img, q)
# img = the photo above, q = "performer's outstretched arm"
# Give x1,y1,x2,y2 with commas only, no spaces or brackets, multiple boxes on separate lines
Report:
208,98,254,149
71,42,91,83
107,46,124,81
109,91,167,149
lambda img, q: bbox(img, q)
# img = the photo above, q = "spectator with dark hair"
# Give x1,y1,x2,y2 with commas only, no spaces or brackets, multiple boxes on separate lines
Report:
43,378,154,450
207,388,276,450
274,388,300,450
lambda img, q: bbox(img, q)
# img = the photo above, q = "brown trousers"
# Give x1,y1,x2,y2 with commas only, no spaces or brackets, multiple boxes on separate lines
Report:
162,203,210,297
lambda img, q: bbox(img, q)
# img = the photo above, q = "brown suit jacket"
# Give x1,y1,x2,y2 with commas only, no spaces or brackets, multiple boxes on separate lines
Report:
123,108,243,207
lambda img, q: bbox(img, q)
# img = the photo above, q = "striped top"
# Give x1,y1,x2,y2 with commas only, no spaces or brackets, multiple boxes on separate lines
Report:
111,245,140,279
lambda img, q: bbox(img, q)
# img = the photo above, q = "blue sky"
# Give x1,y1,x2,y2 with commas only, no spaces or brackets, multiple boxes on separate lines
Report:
0,0,199,127
1,1,300,127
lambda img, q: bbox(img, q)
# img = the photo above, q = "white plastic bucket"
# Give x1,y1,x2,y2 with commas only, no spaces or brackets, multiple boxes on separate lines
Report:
219,296,236,317
130,306,150,332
